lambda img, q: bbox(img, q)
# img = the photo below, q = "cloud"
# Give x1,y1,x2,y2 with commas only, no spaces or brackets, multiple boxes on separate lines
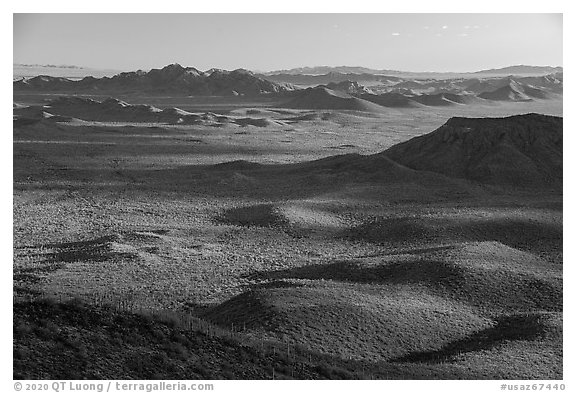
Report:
391,32,401,36
458,33,469,37
423,26,430,30
442,25,448,29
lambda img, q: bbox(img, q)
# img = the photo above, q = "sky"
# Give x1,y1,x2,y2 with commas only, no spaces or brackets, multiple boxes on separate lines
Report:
13,13,563,73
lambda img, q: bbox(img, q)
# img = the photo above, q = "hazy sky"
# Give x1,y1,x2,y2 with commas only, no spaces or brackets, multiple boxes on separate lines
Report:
13,13,562,72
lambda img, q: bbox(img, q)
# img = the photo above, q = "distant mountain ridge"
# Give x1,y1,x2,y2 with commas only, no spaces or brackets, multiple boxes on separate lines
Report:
15,63,85,69
14,63,563,102
324,80,373,95
14,63,296,96
260,71,564,94
473,65,563,75
264,65,563,76
259,72,402,86
262,66,393,75
278,73,560,111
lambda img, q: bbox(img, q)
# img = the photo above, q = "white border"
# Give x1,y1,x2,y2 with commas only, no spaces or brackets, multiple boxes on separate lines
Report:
3,3,572,392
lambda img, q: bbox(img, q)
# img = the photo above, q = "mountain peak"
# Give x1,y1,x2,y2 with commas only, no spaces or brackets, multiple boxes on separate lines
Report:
231,68,254,75
157,63,187,74
163,63,183,69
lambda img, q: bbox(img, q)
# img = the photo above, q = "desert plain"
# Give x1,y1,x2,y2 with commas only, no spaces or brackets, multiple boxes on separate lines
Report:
13,64,563,379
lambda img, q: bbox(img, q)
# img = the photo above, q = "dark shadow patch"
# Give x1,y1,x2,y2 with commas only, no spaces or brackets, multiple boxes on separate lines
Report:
13,233,150,299
329,144,357,150
379,244,460,256
43,235,136,264
149,229,169,235
201,289,283,332
215,204,289,228
244,259,465,287
347,216,562,257
460,219,562,257
209,160,263,171
393,313,560,364
243,256,562,312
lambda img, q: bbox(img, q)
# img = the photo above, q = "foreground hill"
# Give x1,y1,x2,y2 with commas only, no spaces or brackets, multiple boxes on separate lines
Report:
13,63,295,96
382,113,562,187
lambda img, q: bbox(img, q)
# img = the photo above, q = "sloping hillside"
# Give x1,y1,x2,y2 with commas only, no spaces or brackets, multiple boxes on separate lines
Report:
382,114,562,187
477,80,551,101
283,87,387,112
359,92,423,108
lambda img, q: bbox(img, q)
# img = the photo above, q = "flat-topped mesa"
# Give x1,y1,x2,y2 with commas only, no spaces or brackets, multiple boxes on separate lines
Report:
381,113,562,187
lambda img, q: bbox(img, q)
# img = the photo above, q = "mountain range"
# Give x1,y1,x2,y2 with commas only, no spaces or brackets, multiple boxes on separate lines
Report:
13,63,296,96
13,63,563,111
262,65,562,77
281,72,561,111
261,70,564,88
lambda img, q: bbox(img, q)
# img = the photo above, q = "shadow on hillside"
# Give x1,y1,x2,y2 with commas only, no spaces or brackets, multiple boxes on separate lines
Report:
347,216,562,257
393,313,560,364
13,235,138,296
244,258,464,287
16,235,136,265
243,252,562,312
215,203,290,228
13,231,168,292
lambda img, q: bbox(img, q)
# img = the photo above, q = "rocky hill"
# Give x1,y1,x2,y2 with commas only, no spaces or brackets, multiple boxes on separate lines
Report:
382,114,562,187
283,86,387,112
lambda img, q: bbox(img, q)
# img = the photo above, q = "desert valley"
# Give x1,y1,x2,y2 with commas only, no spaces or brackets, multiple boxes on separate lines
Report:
13,61,563,380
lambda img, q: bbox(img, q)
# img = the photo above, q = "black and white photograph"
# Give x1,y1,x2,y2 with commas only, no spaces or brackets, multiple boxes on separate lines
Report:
8,7,568,387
